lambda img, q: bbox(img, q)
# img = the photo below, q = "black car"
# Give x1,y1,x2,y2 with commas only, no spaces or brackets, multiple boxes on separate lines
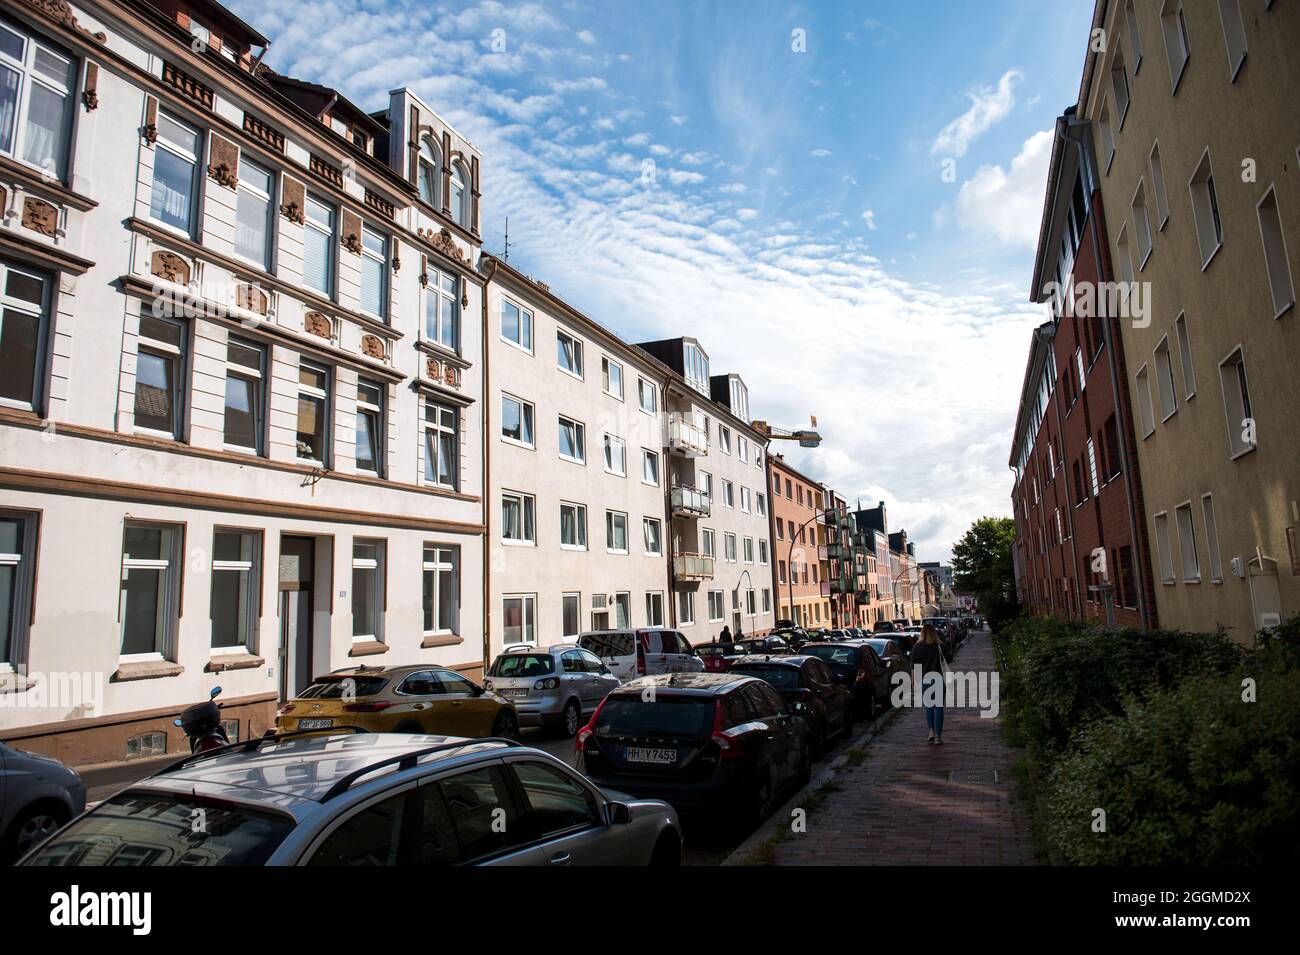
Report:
576,673,810,830
859,637,908,683
733,635,793,656
770,626,812,650
728,655,853,758
799,642,891,716
872,620,898,634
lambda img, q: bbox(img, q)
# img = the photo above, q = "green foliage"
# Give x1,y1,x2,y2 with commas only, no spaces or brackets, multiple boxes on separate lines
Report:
951,516,1015,600
1044,659,1300,864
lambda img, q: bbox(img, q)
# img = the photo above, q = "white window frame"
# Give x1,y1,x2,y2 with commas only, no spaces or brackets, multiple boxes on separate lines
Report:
602,356,624,400
296,360,331,465
1153,511,1175,583
721,479,735,508
1174,501,1201,582
423,267,460,352
423,400,459,491
743,536,754,564
719,426,732,454
502,490,536,546
302,194,337,298
354,378,385,476
1217,345,1256,459
119,522,181,662
606,510,628,555
740,487,751,513
558,415,586,464
1188,147,1223,270
233,155,274,271
500,297,533,353
0,261,49,413
210,528,260,654
1174,313,1195,399
645,591,665,628
359,225,389,320
500,393,535,449
641,448,660,487
1132,178,1153,269
604,433,626,476
1134,363,1156,437
707,590,725,623
1148,141,1170,230
556,329,584,379
223,336,265,454
503,594,536,645
677,589,695,626
422,544,459,636
643,517,662,557
1256,185,1296,319
1201,494,1223,583
637,376,657,415
0,21,75,182
1153,335,1178,421
149,108,201,238
1160,0,1191,94
1217,0,1247,82
0,511,36,671
758,538,768,565
559,501,587,551
417,136,441,208
724,532,737,563
350,539,386,644
561,592,581,638
134,314,186,441
701,527,715,558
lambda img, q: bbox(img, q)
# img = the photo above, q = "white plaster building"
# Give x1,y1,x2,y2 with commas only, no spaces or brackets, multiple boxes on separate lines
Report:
0,0,486,765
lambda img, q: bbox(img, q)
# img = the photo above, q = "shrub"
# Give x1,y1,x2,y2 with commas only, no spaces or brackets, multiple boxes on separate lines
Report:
1044,660,1300,864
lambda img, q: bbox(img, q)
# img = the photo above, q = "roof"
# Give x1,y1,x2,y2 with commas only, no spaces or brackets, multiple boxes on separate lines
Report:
1007,320,1056,467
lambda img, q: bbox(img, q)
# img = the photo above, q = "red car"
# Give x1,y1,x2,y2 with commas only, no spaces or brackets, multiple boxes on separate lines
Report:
694,642,739,672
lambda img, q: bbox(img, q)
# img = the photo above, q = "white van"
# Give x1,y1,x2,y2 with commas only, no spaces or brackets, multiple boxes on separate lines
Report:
577,628,704,683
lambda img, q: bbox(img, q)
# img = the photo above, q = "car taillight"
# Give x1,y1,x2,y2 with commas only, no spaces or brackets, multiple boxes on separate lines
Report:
534,677,559,690
855,667,868,684
343,701,391,712
277,703,295,716
710,699,747,760
575,697,608,753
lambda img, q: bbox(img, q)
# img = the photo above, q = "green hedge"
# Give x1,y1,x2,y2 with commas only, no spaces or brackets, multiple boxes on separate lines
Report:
1044,659,1300,864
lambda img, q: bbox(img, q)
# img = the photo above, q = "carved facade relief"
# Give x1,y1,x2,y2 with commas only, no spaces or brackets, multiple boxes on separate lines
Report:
280,176,306,224
150,251,191,285
235,283,268,316
304,312,333,340
207,134,239,189
21,196,57,237
361,334,386,360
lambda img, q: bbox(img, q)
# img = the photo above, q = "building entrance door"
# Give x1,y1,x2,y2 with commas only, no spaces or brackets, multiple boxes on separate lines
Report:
278,535,316,701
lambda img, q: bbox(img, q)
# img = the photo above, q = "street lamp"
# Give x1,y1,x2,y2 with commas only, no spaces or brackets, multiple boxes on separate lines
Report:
733,568,756,637
786,505,846,630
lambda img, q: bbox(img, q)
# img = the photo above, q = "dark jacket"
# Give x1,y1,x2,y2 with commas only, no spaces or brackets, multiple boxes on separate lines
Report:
911,641,952,676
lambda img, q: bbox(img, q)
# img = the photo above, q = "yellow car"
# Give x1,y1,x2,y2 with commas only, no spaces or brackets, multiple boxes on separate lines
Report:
276,665,519,739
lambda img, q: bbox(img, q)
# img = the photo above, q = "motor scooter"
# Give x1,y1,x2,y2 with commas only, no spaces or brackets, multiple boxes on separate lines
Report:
174,686,230,753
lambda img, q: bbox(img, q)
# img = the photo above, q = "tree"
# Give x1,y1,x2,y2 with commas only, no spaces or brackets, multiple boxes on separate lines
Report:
951,516,1019,627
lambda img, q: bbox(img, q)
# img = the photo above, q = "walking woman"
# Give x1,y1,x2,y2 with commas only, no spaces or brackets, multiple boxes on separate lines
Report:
913,624,952,744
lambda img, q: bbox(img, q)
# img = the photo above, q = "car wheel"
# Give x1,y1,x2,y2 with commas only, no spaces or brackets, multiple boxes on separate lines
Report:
5,803,69,862
491,709,518,740
560,699,582,738
649,831,682,866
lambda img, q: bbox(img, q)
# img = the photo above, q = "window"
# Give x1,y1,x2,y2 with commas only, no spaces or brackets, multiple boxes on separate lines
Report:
1125,0,1143,71
606,511,628,554
1217,0,1247,80
503,595,536,644
719,426,732,454
211,530,259,652
683,340,710,394
562,593,581,638
1201,494,1223,582
417,137,440,207
0,513,35,669
1160,0,1191,93
677,590,694,626
762,589,771,613
1115,222,1136,286
740,487,751,513
701,528,715,558
349,379,384,475
359,226,388,319
1257,187,1295,318
603,434,626,475
303,195,336,296
1132,180,1153,267
296,362,330,463
502,491,536,544
737,436,748,463
557,330,583,378
1174,313,1195,398
134,315,185,438
724,532,737,563
602,357,623,400
1218,348,1255,458
1110,46,1131,127
1154,336,1178,420
423,268,459,351
351,540,385,642
1134,364,1156,437
1103,415,1123,481
722,480,734,508
450,161,469,227
729,378,750,422
422,545,459,634
610,592,630,629
0,22,74,180
1148,143,1170,229
424,401,458,489
147,110,202,235
700,471,713,500
707,590,724,622
500,394,534,447
221,337,265,453
641,448,659,486
119,523,181,659
743,537,754,564
758,539,768,564
558,416,585,463
645,592,665,628
745,590,757,615
1153,512,1175,583
1175,503,1200,581
1189,149,1223,268
1086,438,1100,497
0,261,48,410
638,377,656,414
501,298,532,351
757,492,766,517
1098,99,1115,172
643,517,662,556
560,502,587,549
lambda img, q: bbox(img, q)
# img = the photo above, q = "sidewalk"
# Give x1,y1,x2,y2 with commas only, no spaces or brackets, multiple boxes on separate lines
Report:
769,632,1037,865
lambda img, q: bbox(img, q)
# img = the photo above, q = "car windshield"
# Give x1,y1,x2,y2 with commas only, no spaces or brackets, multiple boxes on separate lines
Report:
298,675,389,698
801,645,859,666
595,696,714,738
732,665,802,690
579,633,634,659
489,654,555,677
864,640,890,655
22,792,293,866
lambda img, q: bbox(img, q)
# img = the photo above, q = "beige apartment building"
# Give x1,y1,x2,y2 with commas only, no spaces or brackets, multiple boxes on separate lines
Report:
1079,0,1300,636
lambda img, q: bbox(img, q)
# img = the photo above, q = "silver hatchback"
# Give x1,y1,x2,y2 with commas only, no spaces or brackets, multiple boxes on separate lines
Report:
484,645,620,737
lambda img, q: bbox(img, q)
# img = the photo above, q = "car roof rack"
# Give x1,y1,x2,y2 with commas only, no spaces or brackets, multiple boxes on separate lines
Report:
319,736,526,803
156,726,371,776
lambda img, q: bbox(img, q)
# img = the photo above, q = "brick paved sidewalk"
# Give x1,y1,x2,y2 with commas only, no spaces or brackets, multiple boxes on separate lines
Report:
770,632,1037,865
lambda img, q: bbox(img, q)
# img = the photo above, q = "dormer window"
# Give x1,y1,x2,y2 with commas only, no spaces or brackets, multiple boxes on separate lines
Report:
418,137,440,208
683,340,709,396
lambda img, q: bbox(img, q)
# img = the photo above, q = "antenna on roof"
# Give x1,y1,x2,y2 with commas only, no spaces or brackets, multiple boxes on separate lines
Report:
502,217,511,263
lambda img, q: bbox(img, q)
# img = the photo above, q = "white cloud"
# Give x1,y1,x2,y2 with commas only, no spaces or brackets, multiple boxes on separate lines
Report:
810,147,832,157
861,208,877,230
576,29,596,44
951,129,1053,247
736,208,760,221
931,68,1022,158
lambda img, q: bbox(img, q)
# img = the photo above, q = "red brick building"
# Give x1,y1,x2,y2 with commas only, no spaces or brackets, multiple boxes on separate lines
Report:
1010,107,1157,629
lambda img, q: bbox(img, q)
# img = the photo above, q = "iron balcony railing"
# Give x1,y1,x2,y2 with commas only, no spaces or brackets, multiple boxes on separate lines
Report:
673,552,715,580
668,412,709,456
670,484,711,517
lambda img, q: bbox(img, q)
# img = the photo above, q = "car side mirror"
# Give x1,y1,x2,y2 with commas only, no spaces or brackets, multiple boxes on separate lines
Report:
471,683,485,696
609,802,632,825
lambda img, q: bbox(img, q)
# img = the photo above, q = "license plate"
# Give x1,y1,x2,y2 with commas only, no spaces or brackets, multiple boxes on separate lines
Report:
297,718,333,729
624,746,677,765
500,689,529,697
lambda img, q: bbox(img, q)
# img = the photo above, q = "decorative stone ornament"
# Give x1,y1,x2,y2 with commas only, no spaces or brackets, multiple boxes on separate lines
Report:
304,312,333,339
361,334,386,360
21,197,58,237
150,251,191,285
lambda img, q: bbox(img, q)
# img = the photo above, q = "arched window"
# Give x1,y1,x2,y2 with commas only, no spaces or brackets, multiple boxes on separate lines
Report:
417,137,440,207
450,161,468,227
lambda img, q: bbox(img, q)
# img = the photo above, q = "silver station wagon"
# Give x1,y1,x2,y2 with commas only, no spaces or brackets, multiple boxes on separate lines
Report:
484,645,621,737
19,732,682,867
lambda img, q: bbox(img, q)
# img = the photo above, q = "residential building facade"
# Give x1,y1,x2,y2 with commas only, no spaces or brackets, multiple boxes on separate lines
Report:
0,0,486,765
768,453,826,627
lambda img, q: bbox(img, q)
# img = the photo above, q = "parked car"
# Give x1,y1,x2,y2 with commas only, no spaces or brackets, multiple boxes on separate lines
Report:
728,655,853,758
20,733,681,866
694,642,739,672
799,642,891,716
484,645,619,737
733,635,792,656
859,638,909,684
276,665,520,739
576,673,811,830
578,628,703,683
770,626,812,650
1,742,86,863
872,620,898,634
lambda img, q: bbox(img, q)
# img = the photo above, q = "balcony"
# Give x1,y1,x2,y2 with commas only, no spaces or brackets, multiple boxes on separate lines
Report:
855,591,871,605
673,552,715,581
819,581,832,597
819,542,846,561
670,484,711,518
668,412,709,457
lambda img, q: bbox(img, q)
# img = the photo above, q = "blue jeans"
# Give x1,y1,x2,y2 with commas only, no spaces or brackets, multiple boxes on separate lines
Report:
924,704,944,737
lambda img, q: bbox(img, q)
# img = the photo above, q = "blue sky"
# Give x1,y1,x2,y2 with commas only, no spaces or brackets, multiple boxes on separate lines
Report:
230,0,1096,561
